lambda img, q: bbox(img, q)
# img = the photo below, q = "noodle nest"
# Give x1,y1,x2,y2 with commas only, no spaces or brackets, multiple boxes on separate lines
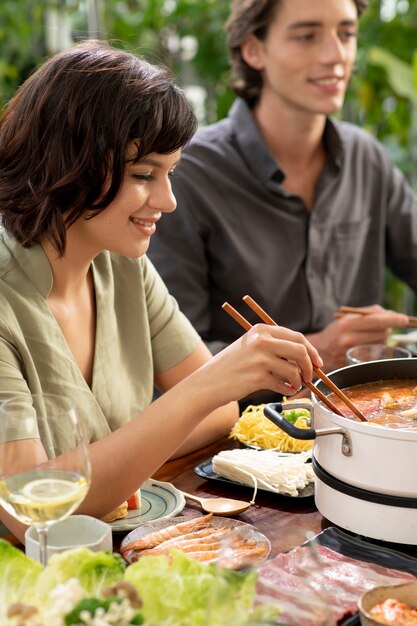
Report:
230,403,313,452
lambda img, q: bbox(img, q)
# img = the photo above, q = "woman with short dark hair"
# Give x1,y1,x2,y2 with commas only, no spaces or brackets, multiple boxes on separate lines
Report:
0,40,197,254
0,40,321,542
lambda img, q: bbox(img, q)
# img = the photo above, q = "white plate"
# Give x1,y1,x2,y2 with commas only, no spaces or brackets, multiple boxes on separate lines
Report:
110,478,185,532
120,514,271,567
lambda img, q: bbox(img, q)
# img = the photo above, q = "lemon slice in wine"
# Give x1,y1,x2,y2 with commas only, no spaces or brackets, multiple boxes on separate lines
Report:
22,478,79,503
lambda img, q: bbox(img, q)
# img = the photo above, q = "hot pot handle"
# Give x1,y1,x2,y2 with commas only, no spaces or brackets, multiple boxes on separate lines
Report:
264,402,353,456
263,402,316,440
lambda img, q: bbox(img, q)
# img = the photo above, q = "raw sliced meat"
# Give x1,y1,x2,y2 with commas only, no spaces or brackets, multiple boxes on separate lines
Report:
256,544,416,626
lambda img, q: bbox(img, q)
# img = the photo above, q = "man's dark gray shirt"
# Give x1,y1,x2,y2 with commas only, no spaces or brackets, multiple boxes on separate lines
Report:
149,98,417,354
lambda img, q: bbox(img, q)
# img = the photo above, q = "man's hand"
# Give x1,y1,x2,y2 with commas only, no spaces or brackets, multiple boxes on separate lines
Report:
307,305,409,372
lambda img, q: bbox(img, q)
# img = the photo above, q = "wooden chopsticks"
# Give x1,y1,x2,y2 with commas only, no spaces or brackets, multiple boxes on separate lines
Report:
335,305,417,328
222,299,343,416
223,296,368,422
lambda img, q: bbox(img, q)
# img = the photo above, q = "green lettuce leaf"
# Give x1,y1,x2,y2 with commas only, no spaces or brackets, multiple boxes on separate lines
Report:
125,550,266,626
36,548,125,605
64,596,144,625
0,539,43,618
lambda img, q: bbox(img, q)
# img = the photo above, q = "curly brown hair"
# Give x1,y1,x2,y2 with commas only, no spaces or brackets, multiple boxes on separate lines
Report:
0,40,197,255
226,0,368,106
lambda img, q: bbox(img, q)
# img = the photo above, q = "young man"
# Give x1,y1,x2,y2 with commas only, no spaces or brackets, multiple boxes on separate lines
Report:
149,0,415,374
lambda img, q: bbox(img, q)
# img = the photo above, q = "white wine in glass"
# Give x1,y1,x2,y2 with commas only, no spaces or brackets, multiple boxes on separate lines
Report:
0,393,91,565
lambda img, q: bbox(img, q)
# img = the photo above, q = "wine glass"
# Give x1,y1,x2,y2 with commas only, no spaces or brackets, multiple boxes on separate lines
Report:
0,393,91,566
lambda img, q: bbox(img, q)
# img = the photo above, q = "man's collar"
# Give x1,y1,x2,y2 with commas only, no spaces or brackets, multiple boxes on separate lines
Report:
229,98,281,183
229,97,344,182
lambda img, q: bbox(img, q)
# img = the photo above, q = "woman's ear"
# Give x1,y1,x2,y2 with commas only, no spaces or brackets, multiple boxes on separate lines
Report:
241,35,265,70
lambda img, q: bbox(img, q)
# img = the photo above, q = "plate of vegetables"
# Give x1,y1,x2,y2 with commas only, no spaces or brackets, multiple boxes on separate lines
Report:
0,539,280,626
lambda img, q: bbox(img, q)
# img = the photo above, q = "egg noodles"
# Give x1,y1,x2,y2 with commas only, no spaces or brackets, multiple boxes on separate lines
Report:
230,404,313,452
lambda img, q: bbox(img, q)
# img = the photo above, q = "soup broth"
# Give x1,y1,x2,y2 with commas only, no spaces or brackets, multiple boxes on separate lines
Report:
328,378,417,429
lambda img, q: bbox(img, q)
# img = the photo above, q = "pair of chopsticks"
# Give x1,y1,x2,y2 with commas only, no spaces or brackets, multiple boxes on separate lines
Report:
335,306,417,328
223,295,368,422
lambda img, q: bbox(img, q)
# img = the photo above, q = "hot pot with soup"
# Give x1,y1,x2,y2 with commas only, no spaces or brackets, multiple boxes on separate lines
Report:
264,358,417,544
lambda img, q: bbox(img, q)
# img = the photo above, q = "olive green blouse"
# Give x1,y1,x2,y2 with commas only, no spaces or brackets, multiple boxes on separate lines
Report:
0,231,201,452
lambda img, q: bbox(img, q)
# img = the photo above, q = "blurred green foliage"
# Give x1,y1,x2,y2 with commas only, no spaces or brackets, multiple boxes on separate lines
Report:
0,0,48,99
1,1,416,132
347,0,417,186
0,0,416,312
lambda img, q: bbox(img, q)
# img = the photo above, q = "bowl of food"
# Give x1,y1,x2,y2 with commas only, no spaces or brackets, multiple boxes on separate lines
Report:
359,581,417,625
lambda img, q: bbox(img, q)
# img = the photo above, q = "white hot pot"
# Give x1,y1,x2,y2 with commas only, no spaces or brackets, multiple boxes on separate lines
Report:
264,358,417,543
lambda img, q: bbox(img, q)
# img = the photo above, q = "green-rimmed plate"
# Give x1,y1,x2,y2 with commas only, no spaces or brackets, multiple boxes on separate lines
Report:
110,478,185,533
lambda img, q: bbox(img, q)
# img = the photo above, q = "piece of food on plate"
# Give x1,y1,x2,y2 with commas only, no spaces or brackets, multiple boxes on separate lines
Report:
101,500,129,523
127,490,141,510
120,513,214,556
255,544,416,626
101,490,141,523
230,401,313,451
120,513,270,568
212,448,314,499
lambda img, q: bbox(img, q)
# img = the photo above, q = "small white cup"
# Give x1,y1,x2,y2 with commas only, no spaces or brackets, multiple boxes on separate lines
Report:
25,514,112,562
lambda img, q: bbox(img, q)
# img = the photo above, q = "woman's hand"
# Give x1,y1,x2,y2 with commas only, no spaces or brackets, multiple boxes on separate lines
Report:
155,323,321,456
194,323,323,407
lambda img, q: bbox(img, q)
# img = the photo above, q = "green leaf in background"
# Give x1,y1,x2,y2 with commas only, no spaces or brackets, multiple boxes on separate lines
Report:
367,46,417,106
412,50,417,93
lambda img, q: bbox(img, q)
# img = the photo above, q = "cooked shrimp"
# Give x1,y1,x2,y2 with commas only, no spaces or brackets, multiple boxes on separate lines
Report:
148,526,222,546
136,527,231,553
130,529,232,557
218,544,269,570
177,541,221,552
137,540,222,557
178,549,219,562
131,548,220,564
120,513,213,554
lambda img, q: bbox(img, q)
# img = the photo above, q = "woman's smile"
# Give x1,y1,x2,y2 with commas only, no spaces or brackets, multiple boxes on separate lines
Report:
129,215,159,237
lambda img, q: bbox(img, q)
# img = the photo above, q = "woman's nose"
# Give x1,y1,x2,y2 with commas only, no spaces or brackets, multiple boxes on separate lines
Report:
149,180,177,214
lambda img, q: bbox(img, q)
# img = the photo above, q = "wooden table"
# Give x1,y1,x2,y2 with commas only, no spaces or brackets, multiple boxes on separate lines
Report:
7,437,417,563
149,437,417,560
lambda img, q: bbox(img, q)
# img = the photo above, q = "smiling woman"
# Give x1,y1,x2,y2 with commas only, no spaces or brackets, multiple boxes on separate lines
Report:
69,149,180,260
0,39,322,543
